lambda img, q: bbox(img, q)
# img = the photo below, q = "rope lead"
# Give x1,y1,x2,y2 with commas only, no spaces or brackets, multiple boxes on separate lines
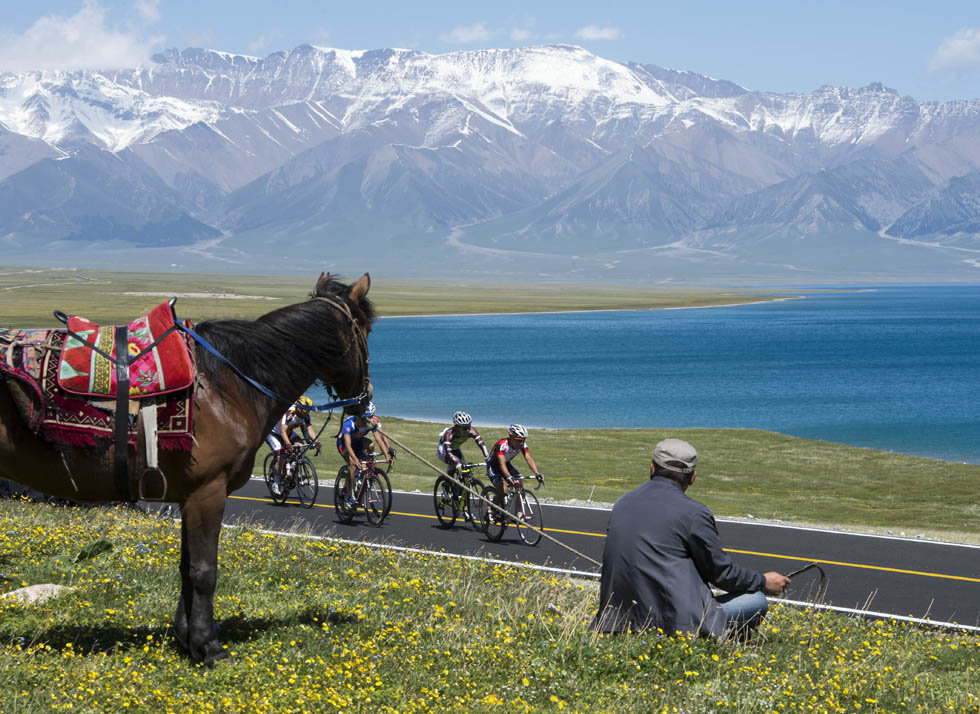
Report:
376,428,602,569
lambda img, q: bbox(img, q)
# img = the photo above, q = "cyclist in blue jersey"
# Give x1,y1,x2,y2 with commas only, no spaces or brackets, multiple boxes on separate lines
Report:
486,424,543,509
335,401,392,501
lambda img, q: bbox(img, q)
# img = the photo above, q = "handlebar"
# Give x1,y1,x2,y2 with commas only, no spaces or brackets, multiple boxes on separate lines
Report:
503,473,544,490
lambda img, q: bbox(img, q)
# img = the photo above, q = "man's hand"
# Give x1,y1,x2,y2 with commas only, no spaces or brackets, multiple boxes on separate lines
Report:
762,571,790,595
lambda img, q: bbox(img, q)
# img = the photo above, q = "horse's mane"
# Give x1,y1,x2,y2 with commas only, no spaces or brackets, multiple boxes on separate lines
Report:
193,275,375,406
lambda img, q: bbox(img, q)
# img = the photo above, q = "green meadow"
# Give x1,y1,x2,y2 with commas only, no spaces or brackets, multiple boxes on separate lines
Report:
0,266,789,327
0,501,976,713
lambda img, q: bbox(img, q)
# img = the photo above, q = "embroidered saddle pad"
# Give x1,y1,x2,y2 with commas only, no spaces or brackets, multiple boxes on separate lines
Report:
57,301,194,399
0,328,194,451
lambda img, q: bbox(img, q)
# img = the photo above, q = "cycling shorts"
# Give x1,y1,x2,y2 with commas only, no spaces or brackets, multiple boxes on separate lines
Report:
436,444,464,465
337,436,371,460
488,463,521,486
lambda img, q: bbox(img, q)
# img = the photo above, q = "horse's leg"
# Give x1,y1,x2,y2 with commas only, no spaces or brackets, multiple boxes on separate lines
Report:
174,477,229,665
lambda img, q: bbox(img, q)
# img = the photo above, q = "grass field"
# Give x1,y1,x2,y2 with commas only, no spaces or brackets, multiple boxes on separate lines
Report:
2,268,977,710
0,266,791,327
293,416,980,543
0,500,976,713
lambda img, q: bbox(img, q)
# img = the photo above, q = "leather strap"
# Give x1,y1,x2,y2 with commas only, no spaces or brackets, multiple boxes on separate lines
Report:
113,326,130,500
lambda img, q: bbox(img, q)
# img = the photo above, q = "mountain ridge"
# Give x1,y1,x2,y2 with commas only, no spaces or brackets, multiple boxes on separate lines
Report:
1,43,979,281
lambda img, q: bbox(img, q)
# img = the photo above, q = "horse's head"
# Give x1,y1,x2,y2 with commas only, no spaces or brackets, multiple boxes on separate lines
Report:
311,272,375,401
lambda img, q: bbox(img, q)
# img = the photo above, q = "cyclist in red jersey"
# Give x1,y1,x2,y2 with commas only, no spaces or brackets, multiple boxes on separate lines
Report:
486,424,543,509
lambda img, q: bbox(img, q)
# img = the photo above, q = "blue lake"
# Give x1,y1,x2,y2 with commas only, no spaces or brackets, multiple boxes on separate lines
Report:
316,285,980,464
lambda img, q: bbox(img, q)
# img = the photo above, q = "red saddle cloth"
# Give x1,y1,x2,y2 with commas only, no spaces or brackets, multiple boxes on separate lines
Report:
0,328,194,450
57,301,194,399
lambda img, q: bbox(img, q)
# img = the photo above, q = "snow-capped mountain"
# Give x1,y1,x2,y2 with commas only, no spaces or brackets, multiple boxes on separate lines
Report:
2,43,980,281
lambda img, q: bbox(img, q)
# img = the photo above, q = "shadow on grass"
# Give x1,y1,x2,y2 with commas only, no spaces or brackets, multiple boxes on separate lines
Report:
0,605,358,656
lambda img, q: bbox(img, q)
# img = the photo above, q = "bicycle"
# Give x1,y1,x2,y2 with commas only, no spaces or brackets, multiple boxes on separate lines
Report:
334,451,394,526
481,473,544,545
433,461,487,529
263,441,320,508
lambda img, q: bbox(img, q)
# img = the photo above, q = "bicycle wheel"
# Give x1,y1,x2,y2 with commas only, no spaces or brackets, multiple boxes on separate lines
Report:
433,476,458,528
262,452,277,497
483,485,508,542
333,467,356,523
514,489,543,546
373,467,393,519
295,458,318,509
463,477,485,525
362,473,389,526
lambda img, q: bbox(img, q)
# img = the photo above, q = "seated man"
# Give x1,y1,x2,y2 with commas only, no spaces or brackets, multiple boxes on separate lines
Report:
436,411,489,477
591,438,789,639
335,401,392,503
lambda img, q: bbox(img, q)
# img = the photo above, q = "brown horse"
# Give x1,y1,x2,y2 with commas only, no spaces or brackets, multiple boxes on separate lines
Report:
0,272,375,664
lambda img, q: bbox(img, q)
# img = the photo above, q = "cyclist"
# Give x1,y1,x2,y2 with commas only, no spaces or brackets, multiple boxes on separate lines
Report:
265,396,320,494
336,401,393,503
486,424,543,510
436,411,489,478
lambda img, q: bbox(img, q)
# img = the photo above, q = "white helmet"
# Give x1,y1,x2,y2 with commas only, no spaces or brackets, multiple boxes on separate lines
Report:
362,401,376,418
452,411,472,426
508,424,528,439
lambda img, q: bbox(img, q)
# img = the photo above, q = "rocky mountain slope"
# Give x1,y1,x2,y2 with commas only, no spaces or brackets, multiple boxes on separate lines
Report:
2,44,979,281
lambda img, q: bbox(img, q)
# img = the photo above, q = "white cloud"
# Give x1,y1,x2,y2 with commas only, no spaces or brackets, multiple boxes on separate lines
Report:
440,23,494,45
930,27,980,72
574,25,622,41
511,28,534,42
0,1,162,72
248,31,281,53
134,0,160,25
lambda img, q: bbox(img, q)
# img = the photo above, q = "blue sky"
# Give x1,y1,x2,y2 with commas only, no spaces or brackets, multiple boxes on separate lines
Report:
2,1,979,101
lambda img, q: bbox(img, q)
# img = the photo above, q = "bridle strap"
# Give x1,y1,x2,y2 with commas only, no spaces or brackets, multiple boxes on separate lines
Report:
309,295,370,388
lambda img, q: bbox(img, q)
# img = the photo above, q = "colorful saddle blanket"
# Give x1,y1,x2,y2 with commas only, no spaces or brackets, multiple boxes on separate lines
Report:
0,327,194,451
57,300,194,399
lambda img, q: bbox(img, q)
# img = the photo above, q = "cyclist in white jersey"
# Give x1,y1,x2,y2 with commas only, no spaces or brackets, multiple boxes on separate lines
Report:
436,411,489,477
265,397,319,487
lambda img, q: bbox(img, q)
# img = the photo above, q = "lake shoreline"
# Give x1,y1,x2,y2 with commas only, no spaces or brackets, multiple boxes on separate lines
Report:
380,295,803,319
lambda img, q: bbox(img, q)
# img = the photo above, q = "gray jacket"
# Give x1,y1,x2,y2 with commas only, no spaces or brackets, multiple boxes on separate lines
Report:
591,477,765,636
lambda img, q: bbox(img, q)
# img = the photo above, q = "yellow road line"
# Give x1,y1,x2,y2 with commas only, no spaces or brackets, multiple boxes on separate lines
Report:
231,494,608,537
725,549,980,584
228,494,980,584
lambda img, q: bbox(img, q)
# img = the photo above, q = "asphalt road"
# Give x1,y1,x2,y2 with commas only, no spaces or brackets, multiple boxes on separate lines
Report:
223,478,980,630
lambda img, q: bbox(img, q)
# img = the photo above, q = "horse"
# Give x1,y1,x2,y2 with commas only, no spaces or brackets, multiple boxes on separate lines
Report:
0,272,375,664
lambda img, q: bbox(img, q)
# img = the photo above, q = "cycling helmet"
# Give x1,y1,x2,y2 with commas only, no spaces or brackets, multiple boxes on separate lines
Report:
508,424,528,439
452,411,472,427
296,396,314,409
362,401,377,418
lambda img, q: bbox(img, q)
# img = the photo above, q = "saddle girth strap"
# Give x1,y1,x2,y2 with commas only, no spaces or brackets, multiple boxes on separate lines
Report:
114,326,130,500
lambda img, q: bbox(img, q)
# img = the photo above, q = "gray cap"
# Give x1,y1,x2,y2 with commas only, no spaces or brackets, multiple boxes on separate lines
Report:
652,439,698,474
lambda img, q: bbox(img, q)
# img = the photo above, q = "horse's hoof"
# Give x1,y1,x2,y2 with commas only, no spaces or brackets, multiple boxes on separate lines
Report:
199,641,230,667
173,629,189,653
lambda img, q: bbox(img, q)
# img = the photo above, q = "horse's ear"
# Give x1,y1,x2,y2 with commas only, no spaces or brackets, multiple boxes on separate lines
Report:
347,273,371,302
314,272,333,295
